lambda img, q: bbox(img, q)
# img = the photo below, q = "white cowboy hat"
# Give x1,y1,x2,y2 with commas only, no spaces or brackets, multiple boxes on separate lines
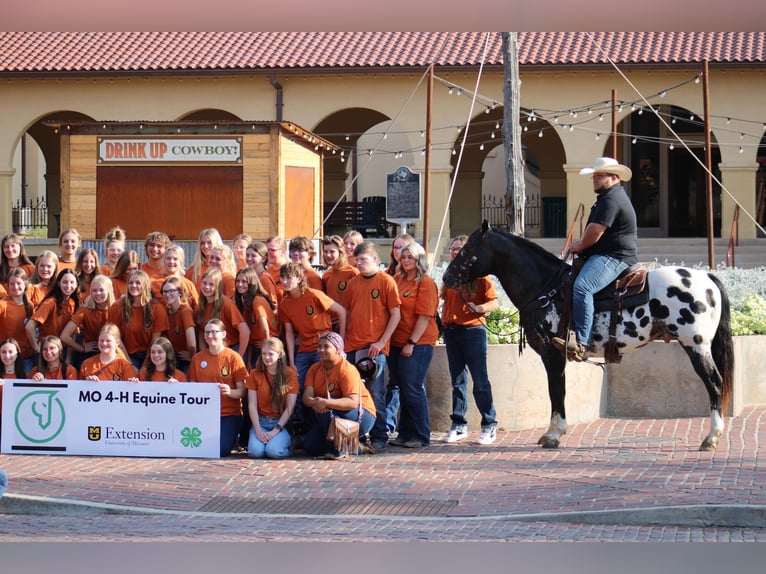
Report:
579,157,632,181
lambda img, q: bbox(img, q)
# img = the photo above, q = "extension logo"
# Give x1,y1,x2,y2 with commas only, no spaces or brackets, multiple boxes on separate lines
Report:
180,426,203,448
14,390,66,444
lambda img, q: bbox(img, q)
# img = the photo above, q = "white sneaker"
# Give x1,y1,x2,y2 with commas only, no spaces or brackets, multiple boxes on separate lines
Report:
474,426,497,445
444,425,468,443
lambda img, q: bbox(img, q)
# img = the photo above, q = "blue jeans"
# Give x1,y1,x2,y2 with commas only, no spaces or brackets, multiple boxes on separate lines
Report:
220,414,243,457
303,407,376,456
573,254,629,346
388,345,433,445
444,325,496,428
346,348,388,445
248,415,293,459
292,350,320,427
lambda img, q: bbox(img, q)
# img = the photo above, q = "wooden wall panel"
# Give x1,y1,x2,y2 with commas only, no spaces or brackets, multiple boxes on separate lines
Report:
96,166,243,240
242,134,274,239
284,166,315,238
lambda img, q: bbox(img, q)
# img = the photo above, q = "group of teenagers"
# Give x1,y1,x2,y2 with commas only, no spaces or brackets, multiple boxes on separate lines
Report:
0,224,500,460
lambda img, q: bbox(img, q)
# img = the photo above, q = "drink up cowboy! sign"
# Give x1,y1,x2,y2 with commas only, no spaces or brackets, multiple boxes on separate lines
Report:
1,380,221,458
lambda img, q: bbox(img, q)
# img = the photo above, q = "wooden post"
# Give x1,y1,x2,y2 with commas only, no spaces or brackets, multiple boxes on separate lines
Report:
423,64,433,252
502,32,525,235
611,89,618,159
702,60,715,267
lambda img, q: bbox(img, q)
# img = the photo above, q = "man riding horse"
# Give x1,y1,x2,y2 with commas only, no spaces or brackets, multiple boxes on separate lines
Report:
552,157,638,362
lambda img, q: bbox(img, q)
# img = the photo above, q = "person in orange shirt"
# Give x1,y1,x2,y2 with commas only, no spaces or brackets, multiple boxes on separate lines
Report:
1,338,29,435
188,319,249,457
341,241,401,453
109,249,140,300
56,228,81,272
101,226,127,277
108,269,169,370
387,241,439,449
321,234,359,306
27,250,58,308
288,235,323,291
302,332,376,459
386,233,415,277
160,276,197,374
193,267,249,360
186,227,224,290
141,231,170,280
26,268,79,358
0,269,36,373
61,275,115,370
244,337,298,459
138,337,187,382
231,233,252,271
265,235,289,300
0,233,35,291
74,248,101,305
80,323,137,381
440,235,500,445
234,267,277,369
246,240,279,305
207,245,237,298
342,230,363,268
30,336,78,381
157,244,199,308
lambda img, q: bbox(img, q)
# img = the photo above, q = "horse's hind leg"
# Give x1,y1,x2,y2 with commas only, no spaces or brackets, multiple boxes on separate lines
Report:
537,349,568,448
682,346,725,451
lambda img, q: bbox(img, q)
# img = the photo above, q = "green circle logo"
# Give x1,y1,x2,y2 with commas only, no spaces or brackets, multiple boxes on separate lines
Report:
14,390,66,443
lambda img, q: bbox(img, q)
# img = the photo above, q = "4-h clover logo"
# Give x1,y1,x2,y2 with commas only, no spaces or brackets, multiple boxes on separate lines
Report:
180,426,203,448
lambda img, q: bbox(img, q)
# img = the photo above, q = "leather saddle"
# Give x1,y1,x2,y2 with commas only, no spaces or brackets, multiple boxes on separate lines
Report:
560,261,650,363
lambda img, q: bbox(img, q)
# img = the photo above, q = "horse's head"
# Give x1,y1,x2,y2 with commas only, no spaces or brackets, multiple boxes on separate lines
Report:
442,220,491,288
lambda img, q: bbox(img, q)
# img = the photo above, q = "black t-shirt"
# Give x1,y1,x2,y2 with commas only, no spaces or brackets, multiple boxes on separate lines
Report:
582,183,638,264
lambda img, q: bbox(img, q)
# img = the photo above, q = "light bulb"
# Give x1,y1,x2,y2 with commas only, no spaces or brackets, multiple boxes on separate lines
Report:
538,130,543,138
618,105,624,112
631,103,636,111
690,114,695,121
632,137,637,144
490,131,496,139
553,116,559,124
452,149,457,155
345,134,350,141
595,133,600,140
479,143,485,150
495,122,500,130
669,143,674,150
694,75,700,84
739,146,744,154
672,117,677,124
587,108,592,115
598,114,604,122
448,86,454,95
569,125,574,132
638,108,643,115
485,106,491,114
740,132,745,139
420,130,425,138
726,118,731,125
457,88,462,96
660,91,666,98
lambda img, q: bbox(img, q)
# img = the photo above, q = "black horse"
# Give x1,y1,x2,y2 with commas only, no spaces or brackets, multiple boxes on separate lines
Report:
442,221,733,451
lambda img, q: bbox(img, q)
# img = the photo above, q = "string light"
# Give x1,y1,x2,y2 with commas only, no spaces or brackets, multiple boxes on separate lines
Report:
490,131,496,139
420,130,425,137
485,106,491,114
632,137,637,144
538,129,543,138
479,142,485,150
448,86,454,95
660,91,666,98
598,114,604,121
739,146,744,154
456,88,463,96
495,122,500,130
452,148,457,155
595,133,600,140
669,143,674,150
694,75,700,84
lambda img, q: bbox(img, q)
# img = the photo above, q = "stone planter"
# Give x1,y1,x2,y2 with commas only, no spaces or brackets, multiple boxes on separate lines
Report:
425,336,765,432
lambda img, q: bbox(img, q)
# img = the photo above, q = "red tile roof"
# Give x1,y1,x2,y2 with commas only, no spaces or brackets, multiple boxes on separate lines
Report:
1,32,764,74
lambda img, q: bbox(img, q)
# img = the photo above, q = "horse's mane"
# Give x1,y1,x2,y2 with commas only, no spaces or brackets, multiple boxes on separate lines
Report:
488,227,568,270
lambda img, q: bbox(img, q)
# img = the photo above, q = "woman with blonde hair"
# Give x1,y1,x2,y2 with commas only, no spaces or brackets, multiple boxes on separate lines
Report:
207,244,237,297
342,230,363,268
61,274,115,369
108,269,169,370
186,227,224,289
79,323,137,381
156,244,199,308
101,225,127,277
28,250,59,307
160,275,197,373
244,337,298,459
57,228,82,271
194,267,249,360
0,269,36,373
109,249,140,300
26,268,79,357
74,247,101,305
232,233,252,271
0,233,34,290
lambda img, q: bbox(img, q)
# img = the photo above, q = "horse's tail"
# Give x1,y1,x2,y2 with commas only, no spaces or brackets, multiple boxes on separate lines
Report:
708,272,734,414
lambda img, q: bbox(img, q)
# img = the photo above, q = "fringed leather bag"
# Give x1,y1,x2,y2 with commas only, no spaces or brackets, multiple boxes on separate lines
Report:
325,370,362,456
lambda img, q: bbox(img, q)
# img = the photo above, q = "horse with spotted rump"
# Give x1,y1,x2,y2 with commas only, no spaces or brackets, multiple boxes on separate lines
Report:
443,221,733,451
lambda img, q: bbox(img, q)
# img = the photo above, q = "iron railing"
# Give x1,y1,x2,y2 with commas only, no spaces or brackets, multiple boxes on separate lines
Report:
12,198,48,234
481,194,541,231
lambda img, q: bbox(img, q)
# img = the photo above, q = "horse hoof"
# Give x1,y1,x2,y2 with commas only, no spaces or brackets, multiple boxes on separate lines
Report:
699,440,718,451
541,438,559,449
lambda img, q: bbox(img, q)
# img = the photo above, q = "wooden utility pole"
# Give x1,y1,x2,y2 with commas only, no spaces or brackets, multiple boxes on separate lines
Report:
501,32,525,235
611,89,618,158
702,60,714,268
423,65,433,253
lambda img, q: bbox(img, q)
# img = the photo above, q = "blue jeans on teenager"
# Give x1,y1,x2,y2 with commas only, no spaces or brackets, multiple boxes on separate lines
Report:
444,324,496,429
302,407,376,457
292,350,320,428
346,347,388,447
388,344,433,446
573,254,629,346
220,414,243,457
248,415,293,459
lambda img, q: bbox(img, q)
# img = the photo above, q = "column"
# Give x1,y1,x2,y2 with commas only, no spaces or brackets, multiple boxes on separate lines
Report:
719,162,758,239
0,168,16,236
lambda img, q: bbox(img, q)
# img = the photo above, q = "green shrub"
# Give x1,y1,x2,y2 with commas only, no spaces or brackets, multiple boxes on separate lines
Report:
730,294,766,336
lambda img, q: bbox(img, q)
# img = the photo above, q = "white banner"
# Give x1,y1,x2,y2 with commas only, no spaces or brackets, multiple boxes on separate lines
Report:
1,380,221,458
97,138,241,164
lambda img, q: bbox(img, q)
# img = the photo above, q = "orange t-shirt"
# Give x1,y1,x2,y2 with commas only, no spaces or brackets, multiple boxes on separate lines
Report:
165,303,196,355
111,276,128,300
279,288,336,353
28,283,52,308
342,271,401,354
30,297,77,342
29,363,79,381
138,367,188,382
392,274,439,348
195,297,245,349
57,258,77,272
304,268,323,292
187,347,248,417
242,296,278,346
258,270,280,306
108,300,170,355
69,306,109,344
185,263,210,291
322,264,360,305
266,264,286,301
0,298,35,359
150,275,199,309
244,366,299,419
441,277,498,327
305,358,375,417
79,355,136,381
140,261,165,280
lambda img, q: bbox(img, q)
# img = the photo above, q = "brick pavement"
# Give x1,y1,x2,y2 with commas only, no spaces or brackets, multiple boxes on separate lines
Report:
1,406,765,541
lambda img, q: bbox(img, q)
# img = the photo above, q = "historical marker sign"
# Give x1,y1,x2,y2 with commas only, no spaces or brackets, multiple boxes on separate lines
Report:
386,166,421,221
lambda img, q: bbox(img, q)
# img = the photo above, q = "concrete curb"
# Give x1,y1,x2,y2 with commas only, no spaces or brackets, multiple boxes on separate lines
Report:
2,494,764,528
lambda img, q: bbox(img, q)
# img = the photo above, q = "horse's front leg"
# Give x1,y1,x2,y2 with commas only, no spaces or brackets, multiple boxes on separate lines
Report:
537,348,568,448
700,409,724,451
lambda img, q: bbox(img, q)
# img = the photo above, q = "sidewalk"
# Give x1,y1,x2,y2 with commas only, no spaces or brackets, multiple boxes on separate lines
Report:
1,406,765,541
